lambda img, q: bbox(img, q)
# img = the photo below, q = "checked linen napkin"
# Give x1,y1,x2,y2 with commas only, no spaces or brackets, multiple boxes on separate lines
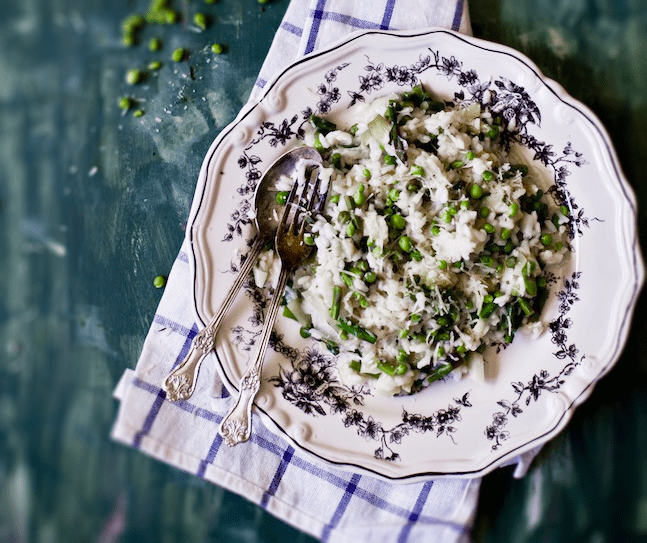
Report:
110,1,516,541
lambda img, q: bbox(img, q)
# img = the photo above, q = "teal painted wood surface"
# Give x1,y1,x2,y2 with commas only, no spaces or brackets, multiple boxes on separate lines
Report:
0,0,645,541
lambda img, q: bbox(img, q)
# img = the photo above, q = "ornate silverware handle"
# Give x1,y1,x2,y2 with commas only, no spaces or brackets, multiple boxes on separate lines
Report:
162,237,265,402
219,265,290,446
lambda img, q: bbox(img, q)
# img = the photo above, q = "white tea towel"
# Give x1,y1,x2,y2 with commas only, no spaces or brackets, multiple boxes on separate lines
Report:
111,2,506,541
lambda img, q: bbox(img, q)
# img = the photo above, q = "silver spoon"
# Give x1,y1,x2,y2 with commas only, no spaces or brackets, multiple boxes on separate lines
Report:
162,146,323,402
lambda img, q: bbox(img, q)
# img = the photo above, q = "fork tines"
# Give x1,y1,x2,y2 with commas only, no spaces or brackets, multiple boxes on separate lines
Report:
280,165,325,234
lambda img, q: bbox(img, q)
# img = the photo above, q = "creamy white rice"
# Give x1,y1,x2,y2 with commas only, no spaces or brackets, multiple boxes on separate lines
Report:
261,87,569,396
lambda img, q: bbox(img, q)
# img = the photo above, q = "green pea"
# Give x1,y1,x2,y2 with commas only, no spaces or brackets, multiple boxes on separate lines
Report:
354,292,369,308
353,184,366,206
148,60,162,70
397,349,408,364
363,168,371,178
560,205,570,216
470,184,483,199
330,194,340,204
479,206,490,218
364,271,377,284
410,165,425,176
451,160,464,169
431,225,441,236
482,171,494,182
194,12,208,30
118,97,132,110
275,191,289,205
508,202,520,217
460,200,470,210
126,69,142,85
540,234,553,246
337,210,351,224
390,214,406,230
153,275,166,288
398,236,413,253
171,48,185,62
438,260,447,270
304,233,315,246
133,109,145,118
388,188,400,202
346,223,356,237
149,37,161,52
483,223,495,234
500,228,511,240
411,249,423,261
465,151,476,160
211,43,224,54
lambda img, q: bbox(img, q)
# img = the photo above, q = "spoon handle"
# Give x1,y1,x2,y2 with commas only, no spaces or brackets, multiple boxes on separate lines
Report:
219,264,290,446
162,237,265,402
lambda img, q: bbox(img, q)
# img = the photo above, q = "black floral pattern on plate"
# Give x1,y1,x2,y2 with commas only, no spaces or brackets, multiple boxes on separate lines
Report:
269,348,473,461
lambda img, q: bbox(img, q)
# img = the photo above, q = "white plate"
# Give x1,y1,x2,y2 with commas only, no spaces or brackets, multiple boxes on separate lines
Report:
187,29,643,481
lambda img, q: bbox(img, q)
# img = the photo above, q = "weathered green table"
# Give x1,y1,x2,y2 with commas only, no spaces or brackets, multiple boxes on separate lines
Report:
1,0,645,540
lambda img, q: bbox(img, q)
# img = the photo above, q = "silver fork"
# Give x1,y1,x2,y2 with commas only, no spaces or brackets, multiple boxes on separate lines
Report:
219,169,327,446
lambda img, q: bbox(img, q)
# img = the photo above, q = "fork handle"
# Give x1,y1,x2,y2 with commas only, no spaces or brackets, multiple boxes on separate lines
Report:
219,265,290,446
162,237,265,402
